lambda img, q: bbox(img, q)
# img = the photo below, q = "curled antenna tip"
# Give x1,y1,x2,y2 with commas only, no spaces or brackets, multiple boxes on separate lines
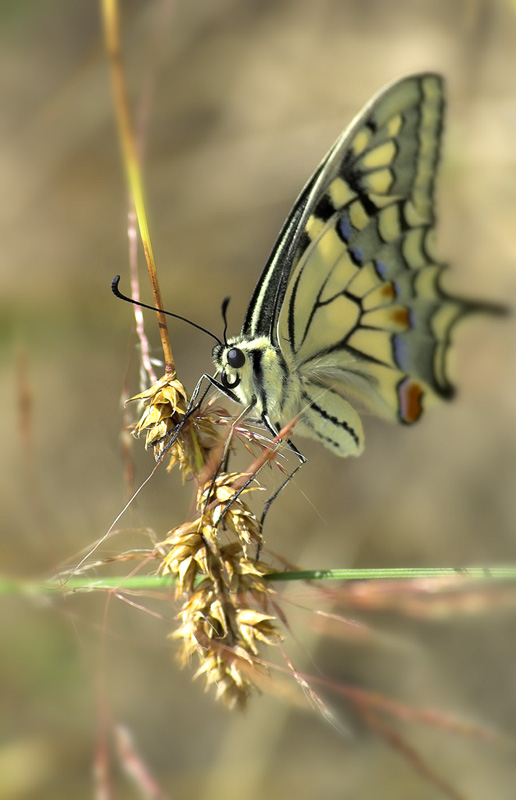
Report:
111,275,222,346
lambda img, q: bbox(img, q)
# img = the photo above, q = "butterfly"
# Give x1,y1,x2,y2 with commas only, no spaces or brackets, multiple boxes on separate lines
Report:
210,72,504,459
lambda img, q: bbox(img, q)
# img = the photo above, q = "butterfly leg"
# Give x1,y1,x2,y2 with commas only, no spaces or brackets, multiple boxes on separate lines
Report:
259,438,306,523
249,417,307,557
255,458,305,553
208,406,301,549
200,400,257,523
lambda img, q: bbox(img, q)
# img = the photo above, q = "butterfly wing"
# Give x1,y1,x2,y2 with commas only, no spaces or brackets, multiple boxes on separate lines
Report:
278,74,453,438
241,74,502,457
243,73,441,340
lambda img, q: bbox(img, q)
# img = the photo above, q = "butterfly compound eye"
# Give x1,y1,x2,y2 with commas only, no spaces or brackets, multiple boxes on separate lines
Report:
226,348,246,369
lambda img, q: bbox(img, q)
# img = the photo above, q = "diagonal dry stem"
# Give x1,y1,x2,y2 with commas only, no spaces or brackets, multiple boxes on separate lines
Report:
101,0,175,375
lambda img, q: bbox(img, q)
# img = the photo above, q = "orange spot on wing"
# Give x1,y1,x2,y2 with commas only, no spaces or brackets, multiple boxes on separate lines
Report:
380,283,395,299
398,378,424,424
391,307,410,328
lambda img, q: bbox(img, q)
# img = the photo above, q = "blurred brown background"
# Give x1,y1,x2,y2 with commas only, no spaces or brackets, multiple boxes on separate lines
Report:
2,1,516,798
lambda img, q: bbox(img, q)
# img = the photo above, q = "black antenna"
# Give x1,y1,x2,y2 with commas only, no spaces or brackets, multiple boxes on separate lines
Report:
221,296,231,345
111,276,222,346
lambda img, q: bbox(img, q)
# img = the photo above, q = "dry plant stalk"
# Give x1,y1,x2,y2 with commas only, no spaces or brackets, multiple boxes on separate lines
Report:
130,375,284,709
102,0,284,710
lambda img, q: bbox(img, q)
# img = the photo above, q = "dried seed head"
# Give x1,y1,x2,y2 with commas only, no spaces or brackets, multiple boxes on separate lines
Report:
129,375,222,477
130,377,286,709
196,472,263,552
130,374,187,447
170,540,282,709
160,471,282,709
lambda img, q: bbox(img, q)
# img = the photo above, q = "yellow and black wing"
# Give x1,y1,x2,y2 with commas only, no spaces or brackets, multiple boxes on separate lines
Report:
281,74,476,456
280,72,451,433
241,74,503,457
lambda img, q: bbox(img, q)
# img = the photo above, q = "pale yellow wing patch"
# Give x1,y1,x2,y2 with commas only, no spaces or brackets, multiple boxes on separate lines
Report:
277,74,467,433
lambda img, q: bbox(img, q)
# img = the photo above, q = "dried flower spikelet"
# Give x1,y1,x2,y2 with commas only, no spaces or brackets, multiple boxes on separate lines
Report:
130,374,188,446
128,374,222,476
171,541,282,709
159,516,217,594
159,476,282,709
197,472,263,552
159,472,264,590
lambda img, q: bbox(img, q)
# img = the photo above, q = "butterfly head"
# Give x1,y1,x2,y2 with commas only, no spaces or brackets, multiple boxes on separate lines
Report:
212,335,286,418
212,342,247,391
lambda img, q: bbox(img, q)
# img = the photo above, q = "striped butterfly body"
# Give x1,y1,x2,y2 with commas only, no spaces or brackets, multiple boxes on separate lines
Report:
212,73,501,458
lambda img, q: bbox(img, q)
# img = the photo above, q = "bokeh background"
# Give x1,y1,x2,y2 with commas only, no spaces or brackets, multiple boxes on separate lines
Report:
2,1,516,798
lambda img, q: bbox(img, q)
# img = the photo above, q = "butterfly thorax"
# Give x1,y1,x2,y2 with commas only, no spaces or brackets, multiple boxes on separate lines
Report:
212,336,300,424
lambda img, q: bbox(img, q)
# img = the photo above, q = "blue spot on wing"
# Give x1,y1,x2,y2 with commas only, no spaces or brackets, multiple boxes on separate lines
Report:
349,245,363,265
337,214,352,242
393,333,410,369
375,259,388,279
